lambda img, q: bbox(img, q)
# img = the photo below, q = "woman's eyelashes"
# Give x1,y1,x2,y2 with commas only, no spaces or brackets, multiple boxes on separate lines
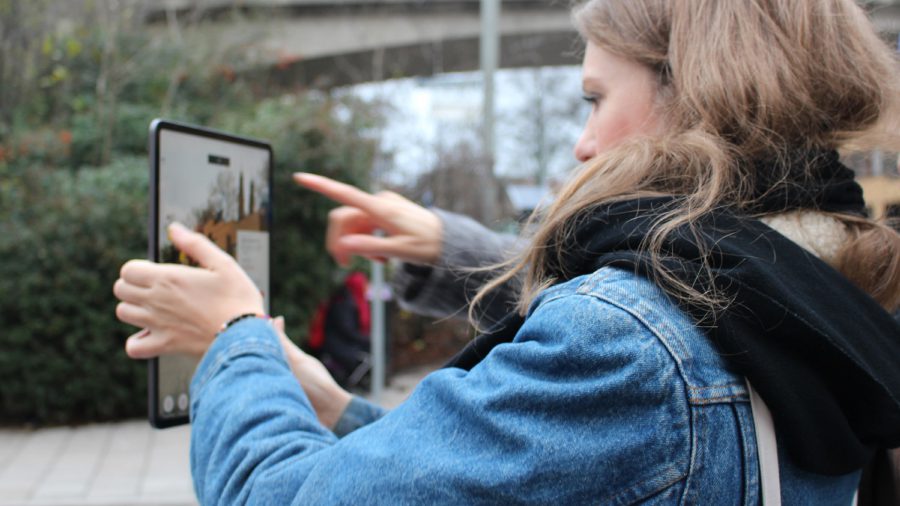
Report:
582,93,602,108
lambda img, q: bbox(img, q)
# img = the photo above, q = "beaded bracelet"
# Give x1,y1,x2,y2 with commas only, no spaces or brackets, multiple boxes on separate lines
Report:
218,312,270,335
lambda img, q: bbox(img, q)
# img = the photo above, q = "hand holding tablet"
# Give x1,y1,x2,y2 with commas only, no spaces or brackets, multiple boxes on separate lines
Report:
114,222,265,359
120,119,273,428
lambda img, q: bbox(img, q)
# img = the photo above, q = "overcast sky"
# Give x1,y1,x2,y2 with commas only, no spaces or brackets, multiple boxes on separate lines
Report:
343,65,586,187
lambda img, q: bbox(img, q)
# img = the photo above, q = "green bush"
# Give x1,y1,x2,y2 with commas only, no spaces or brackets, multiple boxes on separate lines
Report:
0,2,381,423
0,158,148,424
0,94,378,425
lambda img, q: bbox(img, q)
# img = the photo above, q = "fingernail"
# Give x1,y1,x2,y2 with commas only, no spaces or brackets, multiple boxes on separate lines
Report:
168,222,187,239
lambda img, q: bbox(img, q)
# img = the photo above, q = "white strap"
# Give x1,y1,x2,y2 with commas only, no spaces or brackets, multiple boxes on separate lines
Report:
747,380,781,506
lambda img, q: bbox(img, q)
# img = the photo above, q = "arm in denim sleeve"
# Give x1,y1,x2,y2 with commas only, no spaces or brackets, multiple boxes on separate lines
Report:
331,395,386,438
189,318,338,504
190,288,691,504
391,208,525,326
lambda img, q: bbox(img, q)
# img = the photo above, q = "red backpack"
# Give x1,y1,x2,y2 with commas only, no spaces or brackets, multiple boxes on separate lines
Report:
306,300,329,351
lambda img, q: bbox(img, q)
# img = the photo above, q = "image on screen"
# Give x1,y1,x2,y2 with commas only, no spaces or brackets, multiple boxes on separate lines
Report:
156,128,270,420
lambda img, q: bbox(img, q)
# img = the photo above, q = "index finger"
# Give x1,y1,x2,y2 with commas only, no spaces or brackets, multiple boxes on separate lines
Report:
120,259,158,288
293,173,383,215
120,259,206,287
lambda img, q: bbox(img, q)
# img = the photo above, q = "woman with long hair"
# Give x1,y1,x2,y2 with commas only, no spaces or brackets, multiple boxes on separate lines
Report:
115,0,900,503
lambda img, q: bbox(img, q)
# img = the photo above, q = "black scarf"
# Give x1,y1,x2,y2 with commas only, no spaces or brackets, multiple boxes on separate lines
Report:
445,151,900,476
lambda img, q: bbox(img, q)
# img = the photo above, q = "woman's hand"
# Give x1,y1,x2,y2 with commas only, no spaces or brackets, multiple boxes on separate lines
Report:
293,173,443,266
113,222,265,359
273,316,352,429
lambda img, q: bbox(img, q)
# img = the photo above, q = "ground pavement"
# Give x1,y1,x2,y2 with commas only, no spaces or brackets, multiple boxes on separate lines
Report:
0,365,434,506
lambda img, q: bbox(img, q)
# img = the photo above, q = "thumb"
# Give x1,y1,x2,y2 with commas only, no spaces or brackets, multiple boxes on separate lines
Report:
168,222,233,270
125,329,165,359
273,315,285,334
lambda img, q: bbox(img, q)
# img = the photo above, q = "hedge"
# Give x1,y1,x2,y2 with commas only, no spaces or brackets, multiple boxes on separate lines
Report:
0,158,149,424
0,95,376,425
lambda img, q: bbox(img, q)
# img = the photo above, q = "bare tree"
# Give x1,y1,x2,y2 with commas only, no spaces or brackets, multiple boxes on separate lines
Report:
0,0,266,165
408,140,513,225
0,0,55,135
498,66,584,184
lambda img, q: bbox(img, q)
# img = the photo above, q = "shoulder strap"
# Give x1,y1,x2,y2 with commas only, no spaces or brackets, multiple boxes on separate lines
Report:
748,380,782,506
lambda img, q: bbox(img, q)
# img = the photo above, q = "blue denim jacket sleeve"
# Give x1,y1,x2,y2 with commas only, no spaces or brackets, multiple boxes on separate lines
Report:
189,287,692,504
331,396,386,438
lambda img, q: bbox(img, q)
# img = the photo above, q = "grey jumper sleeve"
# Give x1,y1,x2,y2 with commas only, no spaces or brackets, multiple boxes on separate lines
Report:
390,208,525,327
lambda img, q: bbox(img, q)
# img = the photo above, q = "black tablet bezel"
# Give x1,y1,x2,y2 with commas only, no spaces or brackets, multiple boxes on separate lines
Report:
147,118,273,428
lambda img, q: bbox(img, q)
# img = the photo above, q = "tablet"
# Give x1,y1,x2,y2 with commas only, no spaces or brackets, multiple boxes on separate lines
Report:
147,119,273,428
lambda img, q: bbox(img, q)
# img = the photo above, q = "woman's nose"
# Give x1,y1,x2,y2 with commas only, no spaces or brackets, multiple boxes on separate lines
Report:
573,130,596,163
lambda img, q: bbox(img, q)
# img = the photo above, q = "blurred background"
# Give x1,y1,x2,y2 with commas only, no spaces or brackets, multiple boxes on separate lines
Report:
0,0,898,428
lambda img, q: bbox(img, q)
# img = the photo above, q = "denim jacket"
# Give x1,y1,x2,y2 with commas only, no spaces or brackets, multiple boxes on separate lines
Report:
189,266,860,505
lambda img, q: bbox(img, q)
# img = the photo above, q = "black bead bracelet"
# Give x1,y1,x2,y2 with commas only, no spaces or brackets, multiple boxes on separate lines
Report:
218,312,269,335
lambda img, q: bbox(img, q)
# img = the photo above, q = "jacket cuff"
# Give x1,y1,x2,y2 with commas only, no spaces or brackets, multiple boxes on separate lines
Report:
332,395,388,438
191,317,285,399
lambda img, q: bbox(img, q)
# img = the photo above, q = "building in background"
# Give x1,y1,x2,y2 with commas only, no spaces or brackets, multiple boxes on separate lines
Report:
860,176,900,219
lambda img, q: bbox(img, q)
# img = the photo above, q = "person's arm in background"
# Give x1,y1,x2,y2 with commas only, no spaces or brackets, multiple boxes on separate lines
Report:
391,208,523,325
294,173,525,327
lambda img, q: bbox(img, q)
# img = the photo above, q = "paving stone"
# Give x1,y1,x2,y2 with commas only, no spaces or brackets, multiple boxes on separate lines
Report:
0,366,433,505
0,430,26,478
139,425,193,499
0,427,71,502
86,421,151,500
32,425,110,500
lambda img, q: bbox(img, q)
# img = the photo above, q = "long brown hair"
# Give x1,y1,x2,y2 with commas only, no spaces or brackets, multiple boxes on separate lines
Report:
472,0,900,324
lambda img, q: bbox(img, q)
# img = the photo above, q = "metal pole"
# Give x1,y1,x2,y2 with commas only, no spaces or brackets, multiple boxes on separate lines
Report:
480,0,500,223
480,0,499,160
872,149,884,177
370,258,385,402
368,144,387,402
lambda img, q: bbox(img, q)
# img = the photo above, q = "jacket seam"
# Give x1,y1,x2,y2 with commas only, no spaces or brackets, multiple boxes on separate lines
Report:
690,396,751,405
539,288,693,505
604,464,687,505
574,287,697,505
735,402,760,505
194,339,283,395
679,397,703,506
577,269,751,403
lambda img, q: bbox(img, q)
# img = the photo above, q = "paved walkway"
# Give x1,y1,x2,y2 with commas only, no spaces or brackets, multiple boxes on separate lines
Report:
0,365,434,506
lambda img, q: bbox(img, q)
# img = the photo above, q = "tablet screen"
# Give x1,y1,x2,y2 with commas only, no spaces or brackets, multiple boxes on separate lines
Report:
153,123,271,425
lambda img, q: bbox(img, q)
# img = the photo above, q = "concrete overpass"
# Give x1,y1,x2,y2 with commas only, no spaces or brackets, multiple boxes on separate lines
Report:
146,1,581,89
146,0,900,89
